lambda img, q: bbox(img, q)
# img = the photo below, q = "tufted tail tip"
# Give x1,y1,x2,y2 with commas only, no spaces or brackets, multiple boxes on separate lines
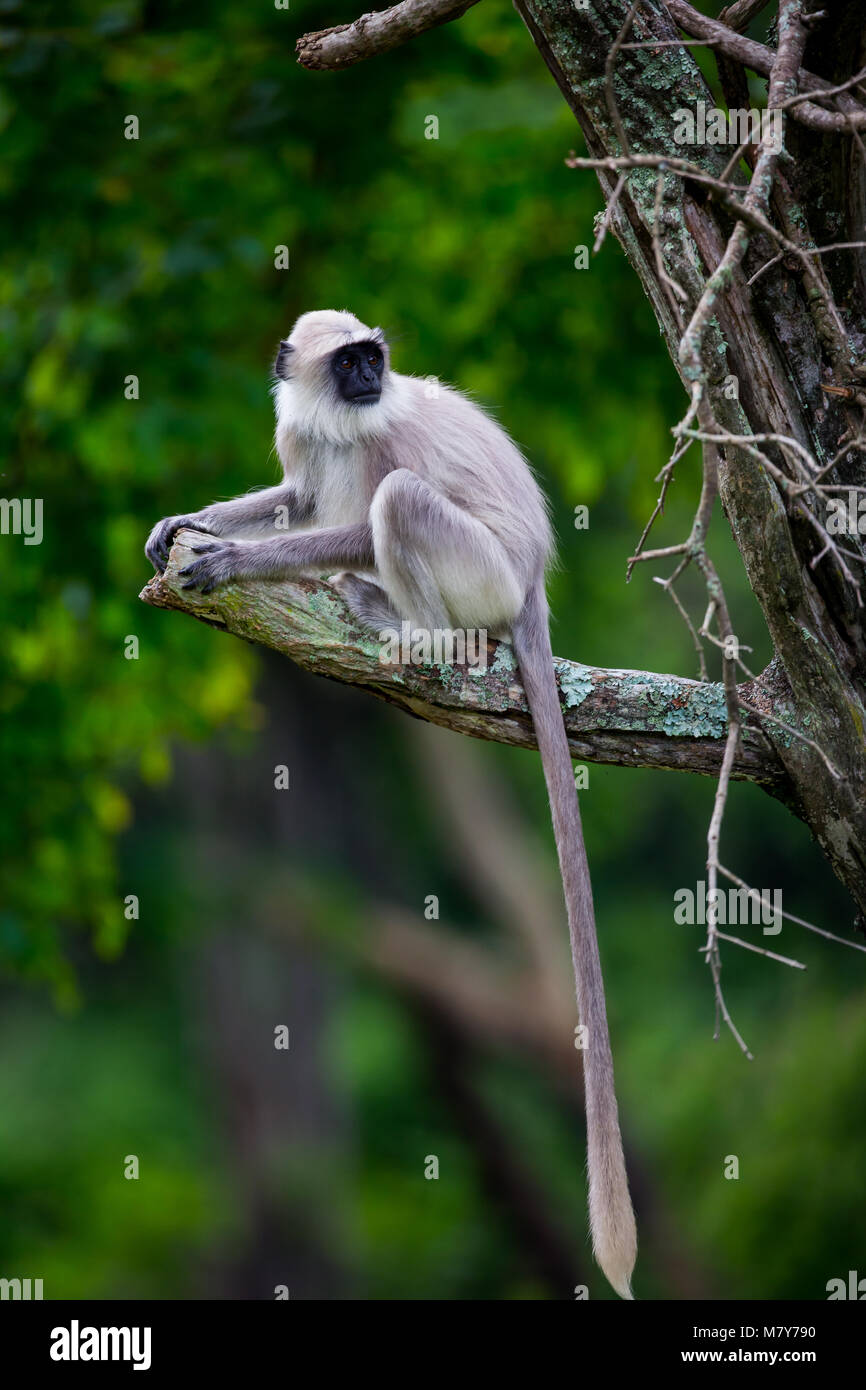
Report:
592,1188,637,1300
597,1245,636,1300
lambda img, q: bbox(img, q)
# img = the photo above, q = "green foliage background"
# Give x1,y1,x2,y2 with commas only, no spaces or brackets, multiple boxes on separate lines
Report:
0,0,863,1299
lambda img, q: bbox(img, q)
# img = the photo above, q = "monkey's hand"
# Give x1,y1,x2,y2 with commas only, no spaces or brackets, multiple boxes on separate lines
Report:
177,538,241,595
145,514,215,574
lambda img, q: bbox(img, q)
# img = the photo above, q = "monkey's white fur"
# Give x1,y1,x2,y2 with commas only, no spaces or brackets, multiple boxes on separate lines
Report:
145,309,638,1298
273,310,547,614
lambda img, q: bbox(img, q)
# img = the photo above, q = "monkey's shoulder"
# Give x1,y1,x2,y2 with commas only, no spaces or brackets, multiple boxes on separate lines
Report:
392,374,526,458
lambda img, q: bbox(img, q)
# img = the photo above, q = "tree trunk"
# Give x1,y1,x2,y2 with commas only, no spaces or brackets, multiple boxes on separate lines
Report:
512,0,866,918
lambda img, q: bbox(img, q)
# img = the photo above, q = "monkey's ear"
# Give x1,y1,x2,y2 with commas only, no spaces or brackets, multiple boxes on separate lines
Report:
274,339,294,380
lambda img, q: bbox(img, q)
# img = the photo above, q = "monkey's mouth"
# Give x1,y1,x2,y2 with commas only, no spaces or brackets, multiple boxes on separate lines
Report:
350,393,381,405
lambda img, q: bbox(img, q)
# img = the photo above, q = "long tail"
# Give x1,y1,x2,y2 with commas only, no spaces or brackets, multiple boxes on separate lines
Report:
512,578,637,1299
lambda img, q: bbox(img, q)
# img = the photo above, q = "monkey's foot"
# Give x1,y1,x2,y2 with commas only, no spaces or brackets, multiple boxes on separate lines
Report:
178,538,241,594
330,573,400,633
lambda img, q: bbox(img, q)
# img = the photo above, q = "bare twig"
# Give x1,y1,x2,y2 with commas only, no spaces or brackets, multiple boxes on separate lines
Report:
747,240,866,287
296,0,480,71
718,865,866,953
593,172,628,254
711,932,806,969
653,575,709,680
666,0,866,132
680,0,808,389
566,154,820,274
780,65,866,113
719,0,771,31
739,700,842,781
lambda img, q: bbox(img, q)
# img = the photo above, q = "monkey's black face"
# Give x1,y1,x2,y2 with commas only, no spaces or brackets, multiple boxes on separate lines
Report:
331,341,385,405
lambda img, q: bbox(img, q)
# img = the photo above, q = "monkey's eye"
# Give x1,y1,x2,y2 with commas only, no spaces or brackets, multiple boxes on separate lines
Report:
367,353,381,367
337,355,354,371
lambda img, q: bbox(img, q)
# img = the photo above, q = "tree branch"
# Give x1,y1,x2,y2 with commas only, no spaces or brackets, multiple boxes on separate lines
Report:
296,0,481,71
295,0,866,136
139,529,790,796
666,0,866,131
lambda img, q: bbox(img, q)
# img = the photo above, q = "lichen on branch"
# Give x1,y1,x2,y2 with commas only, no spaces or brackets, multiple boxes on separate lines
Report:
140,529,788,795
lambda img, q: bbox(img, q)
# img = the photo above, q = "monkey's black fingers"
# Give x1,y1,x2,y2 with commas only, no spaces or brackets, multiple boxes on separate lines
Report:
145,515,213,573
178,541,238,593
178,556,217,575
145,530,169,573
146,518,180,569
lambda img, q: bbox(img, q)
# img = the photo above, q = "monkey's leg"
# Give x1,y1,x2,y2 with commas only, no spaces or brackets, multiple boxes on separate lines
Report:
369,469,523,631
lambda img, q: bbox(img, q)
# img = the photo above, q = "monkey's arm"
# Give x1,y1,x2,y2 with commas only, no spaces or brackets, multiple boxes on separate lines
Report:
178,524,375,594
145,484,309,573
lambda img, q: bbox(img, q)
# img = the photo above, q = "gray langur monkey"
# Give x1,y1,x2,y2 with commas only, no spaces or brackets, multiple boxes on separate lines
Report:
145,309,638,1298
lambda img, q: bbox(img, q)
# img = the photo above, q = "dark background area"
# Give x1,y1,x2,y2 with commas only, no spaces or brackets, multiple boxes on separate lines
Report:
0,0,864,1299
